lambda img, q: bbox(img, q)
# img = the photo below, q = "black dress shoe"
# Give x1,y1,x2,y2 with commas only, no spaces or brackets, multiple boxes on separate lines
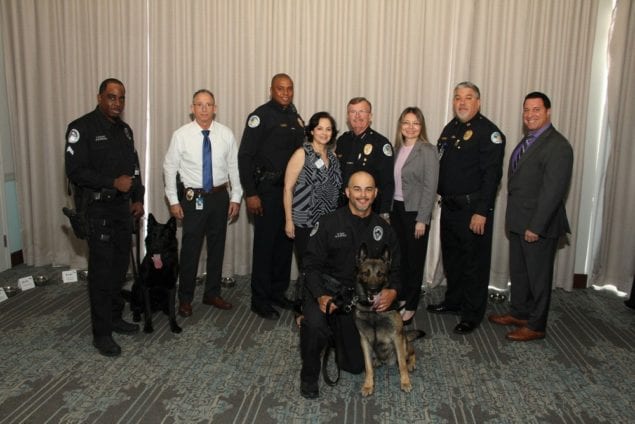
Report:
93,336,121,357
426,303,460,314
300,381,319,399
112,319,140,335
272,296,295,311
453,321,477,335
251,305,280,320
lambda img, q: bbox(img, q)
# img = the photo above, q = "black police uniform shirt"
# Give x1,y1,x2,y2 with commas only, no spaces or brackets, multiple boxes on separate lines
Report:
303,206,401,300
336,128,395,214
65,107,144,203
437,112,505,216
238,100,305,197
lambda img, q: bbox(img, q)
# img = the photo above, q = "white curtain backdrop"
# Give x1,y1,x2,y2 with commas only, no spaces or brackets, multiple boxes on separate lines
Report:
2,0,622,292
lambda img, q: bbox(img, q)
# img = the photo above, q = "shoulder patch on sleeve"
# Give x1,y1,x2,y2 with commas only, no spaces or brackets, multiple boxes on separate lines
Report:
248,115,261,128
67,129,80,144
490,131,503,144
382,143,393,157
310,222,319,237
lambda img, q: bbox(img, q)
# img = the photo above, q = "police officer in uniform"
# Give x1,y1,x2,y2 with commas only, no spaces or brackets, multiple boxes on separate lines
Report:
238,73,305,320
427,81,505,335
336,97,394,219
299,170,400,399
65,78,145,357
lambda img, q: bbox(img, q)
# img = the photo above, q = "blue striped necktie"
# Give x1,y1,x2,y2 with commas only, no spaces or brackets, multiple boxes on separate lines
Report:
202,130,213,192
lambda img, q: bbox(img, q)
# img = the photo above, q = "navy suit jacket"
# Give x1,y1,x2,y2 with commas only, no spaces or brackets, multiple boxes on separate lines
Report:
506,125,573,239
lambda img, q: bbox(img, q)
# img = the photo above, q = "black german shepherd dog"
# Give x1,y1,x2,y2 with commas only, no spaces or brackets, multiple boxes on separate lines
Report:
126,214,182,334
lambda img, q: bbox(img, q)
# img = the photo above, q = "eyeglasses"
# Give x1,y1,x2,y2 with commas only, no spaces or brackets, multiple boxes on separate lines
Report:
401,121,421,127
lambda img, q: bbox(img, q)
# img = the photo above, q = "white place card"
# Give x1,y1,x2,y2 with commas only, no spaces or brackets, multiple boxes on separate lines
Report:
0,288,7,302
62,269,78,284
18,276,36,291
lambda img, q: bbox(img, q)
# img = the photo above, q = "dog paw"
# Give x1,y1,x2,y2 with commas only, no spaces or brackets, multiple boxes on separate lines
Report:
171,325,182,334
361,385,374,397
400,381,412,393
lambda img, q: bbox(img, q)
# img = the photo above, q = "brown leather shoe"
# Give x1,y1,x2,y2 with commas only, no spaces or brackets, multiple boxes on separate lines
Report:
505,326,545,341
178,302,192,317
488,313,528,327
203,295,233,310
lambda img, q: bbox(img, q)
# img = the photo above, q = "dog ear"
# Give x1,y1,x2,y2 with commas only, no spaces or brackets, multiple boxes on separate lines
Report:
381,244,391,265
147,213,157,228
357,243,369,264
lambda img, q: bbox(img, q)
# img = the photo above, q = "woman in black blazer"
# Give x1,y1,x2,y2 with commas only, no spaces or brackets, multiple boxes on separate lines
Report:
390,107,439,325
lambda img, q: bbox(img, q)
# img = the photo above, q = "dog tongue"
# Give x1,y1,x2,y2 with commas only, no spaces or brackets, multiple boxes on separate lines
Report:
152,254,163,269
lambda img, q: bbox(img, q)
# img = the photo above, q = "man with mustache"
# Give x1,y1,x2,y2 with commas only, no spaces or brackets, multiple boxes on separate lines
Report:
427,81,505,335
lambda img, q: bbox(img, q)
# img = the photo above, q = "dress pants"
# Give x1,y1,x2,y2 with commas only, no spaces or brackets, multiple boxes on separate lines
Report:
440,206,494,324
87,200,132,337
178,190,229,302
251,183,294,308
390,200,430,311
509,232,558,332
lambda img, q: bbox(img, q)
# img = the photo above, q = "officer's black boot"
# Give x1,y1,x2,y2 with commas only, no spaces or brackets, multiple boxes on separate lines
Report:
93,335,121,357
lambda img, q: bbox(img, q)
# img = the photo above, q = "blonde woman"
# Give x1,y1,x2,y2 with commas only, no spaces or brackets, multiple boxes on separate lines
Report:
390,107,439,325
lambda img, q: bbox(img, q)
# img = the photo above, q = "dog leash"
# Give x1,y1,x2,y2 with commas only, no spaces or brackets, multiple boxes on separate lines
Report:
322,299,341,386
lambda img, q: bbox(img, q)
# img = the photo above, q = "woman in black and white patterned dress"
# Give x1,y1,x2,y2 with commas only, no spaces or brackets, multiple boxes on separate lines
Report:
284,112,342,319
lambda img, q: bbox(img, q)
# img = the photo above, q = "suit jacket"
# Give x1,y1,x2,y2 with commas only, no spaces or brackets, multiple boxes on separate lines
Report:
396,142,439,224
506,125,573,238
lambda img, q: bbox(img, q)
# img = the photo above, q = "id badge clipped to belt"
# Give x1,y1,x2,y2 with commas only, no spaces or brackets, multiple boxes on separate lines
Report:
195,196,204,210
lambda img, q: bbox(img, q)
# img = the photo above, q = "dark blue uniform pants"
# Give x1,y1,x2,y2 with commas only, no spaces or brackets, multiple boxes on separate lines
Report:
87,200,132,337
250,185,293,308
440,206,494,324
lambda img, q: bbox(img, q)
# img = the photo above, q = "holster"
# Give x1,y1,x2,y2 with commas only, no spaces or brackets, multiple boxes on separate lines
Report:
62,207,89,239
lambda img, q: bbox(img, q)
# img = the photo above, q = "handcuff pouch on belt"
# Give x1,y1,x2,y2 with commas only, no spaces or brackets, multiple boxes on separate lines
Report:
254,166,283,188
322,274,356,314
441,192,481,211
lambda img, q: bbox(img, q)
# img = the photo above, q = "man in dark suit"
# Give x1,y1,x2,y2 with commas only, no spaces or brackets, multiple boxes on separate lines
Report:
489,92,573,341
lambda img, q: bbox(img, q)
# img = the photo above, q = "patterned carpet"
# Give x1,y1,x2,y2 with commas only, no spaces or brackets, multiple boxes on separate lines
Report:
0,265,634,423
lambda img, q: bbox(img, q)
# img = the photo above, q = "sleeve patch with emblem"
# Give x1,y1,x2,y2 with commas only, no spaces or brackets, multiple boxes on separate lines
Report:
490,131,503,144
67,129,80,144
382,143,393,157
248,115,261,128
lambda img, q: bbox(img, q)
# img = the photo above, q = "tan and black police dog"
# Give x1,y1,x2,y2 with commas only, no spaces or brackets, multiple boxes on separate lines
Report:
354,244,424,396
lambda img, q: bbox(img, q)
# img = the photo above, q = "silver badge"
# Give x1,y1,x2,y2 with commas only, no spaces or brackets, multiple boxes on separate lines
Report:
67,129,80,144
373,226,383,241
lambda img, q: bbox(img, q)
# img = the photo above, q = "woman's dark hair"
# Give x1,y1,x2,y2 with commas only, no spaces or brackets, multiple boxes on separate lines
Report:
305,111,338,147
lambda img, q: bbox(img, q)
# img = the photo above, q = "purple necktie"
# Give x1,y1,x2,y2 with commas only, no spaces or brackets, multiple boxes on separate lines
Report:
202,130,213,192
511,135,533,172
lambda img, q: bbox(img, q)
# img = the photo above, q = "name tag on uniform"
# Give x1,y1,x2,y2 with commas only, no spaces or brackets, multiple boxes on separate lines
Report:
195,197,204,210
315,158,325,169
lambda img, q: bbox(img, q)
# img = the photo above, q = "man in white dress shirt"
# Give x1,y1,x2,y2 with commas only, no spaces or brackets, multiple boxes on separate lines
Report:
163,89,242,318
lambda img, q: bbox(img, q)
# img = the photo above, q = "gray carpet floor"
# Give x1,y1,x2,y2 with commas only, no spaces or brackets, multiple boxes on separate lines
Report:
0,264,634,423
